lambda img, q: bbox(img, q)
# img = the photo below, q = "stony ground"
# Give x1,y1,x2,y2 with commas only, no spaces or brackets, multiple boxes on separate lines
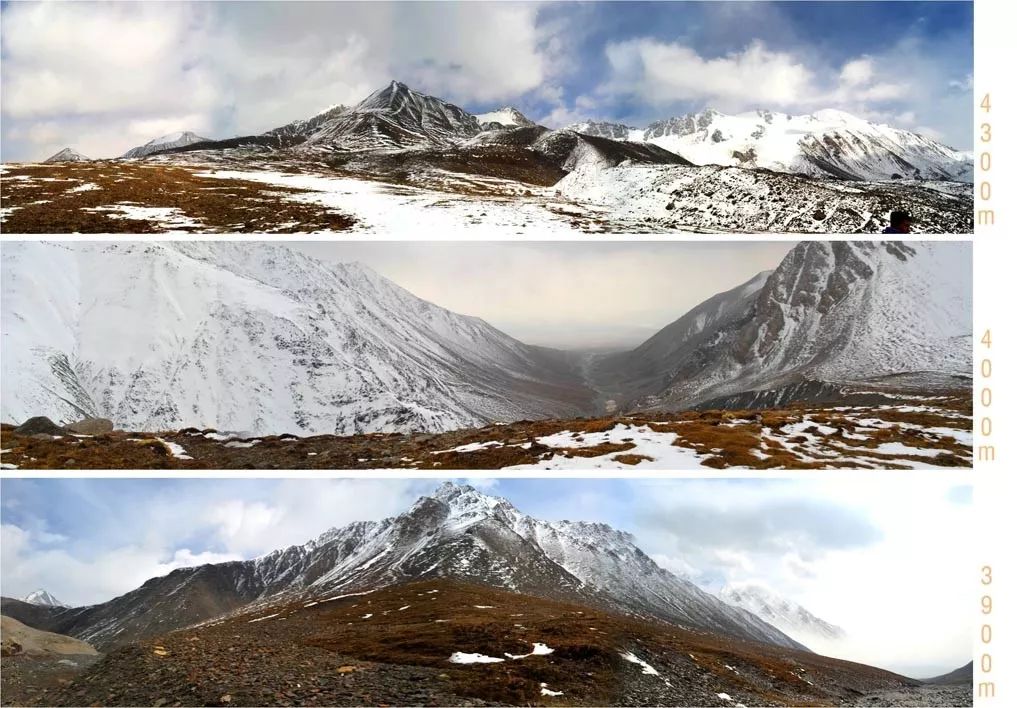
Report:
0,394,972,470
1,157,973,234
0,162,356,233
848,684,971,706
10,580,944,707
0,653,102,707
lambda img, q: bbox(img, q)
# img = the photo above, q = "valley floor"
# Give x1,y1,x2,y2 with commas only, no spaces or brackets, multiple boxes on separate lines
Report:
0,580,965,707
0,160,973,234
1,396,972,470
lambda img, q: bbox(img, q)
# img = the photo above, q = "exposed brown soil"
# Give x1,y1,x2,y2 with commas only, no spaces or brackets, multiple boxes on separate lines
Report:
0,162,355,233
21,580,930,707
0,395,972,470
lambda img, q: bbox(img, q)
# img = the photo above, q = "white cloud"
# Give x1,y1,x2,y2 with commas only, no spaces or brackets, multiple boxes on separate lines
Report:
595,38,919,113
1,523,242,605
840,57,875,87
601,39,814,108
0,1,555,160
1,479,428,605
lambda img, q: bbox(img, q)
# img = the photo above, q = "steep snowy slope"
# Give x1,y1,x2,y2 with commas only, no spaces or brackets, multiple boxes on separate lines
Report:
594,241,971,409
719,584,845,646
1,242,593,434
568,108,971,182
3,484,803,652
42,148,90,163
122,132,212,159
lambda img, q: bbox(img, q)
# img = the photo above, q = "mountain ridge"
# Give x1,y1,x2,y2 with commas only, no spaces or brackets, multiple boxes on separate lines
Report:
565,106,971,182
0,483,809,654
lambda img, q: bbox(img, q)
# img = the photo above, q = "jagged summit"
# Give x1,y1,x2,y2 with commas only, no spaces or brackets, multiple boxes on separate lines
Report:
290,80,482,151
1,482,808,653
21,589,65,607
42,147,89,163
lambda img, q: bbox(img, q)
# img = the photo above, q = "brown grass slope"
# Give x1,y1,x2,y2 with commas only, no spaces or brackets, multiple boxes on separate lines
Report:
32,580,919,708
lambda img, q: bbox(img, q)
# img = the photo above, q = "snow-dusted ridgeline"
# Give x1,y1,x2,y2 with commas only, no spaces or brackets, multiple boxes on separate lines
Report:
1,242,591,435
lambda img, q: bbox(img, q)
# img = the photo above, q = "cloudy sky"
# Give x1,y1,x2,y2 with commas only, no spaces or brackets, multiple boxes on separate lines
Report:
1,477,972,677
292,240,793,349
1,1,973,161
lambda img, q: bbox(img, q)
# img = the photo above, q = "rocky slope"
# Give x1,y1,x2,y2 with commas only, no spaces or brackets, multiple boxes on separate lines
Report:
294,81,483,151
21,580,931,707
0,484,804,652
1,242,593,435
592,241,972,410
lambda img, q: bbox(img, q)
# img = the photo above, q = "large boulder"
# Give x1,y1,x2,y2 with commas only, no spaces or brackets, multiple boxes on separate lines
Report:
65,418,114,435
13,417,64,436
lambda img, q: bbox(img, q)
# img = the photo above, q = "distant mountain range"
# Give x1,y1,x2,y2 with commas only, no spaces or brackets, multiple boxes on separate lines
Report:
565,108,972,182
1,483,819,653
2,240,971,436
84,81,970,183
25,81,974,233
122,131,211,158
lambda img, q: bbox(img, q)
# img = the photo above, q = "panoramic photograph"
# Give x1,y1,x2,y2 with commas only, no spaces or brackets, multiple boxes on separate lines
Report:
0,478,974,706
0,240,972,470
0,1,974,233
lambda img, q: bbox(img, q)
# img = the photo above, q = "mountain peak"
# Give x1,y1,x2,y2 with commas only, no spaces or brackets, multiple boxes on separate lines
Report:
424,482,518,526
21,588,65,607
43,147,89,163
474,106,535,128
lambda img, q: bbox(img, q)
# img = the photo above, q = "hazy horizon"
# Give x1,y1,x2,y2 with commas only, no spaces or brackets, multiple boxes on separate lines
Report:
291,241,794,350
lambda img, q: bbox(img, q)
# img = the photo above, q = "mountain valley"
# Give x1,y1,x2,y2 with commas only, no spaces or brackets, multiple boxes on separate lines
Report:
0,240,972,469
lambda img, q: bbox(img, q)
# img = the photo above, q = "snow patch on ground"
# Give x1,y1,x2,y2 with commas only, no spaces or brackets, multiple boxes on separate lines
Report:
620,650,660,675
506,423,713,469
449,651,505,664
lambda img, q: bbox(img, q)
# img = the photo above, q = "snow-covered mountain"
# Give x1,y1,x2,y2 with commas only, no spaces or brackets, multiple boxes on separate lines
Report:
567,108,972,182
2,484,804,652
21,589,65,608
563,120,641,141
122,131,212,159
291,81,483,151
1,242,593,435
593,241,972,409
473,107,534,130
42,147,89,163
718,584,845,646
